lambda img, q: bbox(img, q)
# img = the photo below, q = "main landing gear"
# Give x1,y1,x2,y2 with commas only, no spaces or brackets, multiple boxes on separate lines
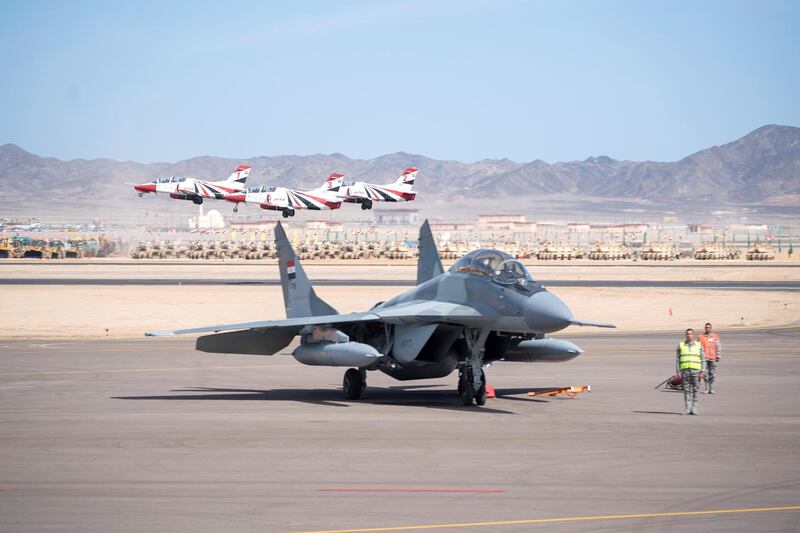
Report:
192,197,204,205
343,368,367,400
361,200,373,210
281,209,295,218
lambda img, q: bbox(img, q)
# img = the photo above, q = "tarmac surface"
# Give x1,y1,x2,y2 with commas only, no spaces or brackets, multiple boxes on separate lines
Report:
1,328,799,532
2,278,799,290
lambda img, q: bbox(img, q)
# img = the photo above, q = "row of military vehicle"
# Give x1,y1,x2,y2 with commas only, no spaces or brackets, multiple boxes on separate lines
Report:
129,240,419,260
127,240,779,261
0,236,117,259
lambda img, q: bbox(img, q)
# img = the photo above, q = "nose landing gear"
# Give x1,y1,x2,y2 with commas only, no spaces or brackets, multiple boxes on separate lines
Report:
138,192,144,197
233,205,239,213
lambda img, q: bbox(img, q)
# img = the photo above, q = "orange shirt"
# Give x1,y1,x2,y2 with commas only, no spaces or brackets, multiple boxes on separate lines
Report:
698,333,720,361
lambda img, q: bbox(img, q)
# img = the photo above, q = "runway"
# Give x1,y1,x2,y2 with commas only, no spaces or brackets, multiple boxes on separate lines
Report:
1,329,799,532
2,278,799,290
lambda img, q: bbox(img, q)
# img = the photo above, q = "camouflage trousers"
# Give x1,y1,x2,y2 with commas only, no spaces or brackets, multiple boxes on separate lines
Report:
705,360,718,392
682,370,701,413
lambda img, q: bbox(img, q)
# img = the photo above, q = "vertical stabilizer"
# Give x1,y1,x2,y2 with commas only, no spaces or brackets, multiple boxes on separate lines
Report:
222,165,251,190
275,222,338,318
416,219,444,285
394,167,417,190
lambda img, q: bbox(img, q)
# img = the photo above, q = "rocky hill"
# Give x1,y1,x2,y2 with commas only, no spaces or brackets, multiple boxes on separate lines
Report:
1,125,798,219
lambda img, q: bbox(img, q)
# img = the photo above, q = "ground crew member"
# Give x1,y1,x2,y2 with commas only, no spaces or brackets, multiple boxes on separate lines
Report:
676,328,705,415
698,322,721,394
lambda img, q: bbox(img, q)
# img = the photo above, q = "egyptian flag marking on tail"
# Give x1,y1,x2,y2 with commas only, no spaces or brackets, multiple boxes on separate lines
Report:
287,259,296,280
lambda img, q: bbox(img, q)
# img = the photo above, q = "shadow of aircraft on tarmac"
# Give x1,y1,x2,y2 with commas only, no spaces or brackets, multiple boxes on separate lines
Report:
113,386,518,414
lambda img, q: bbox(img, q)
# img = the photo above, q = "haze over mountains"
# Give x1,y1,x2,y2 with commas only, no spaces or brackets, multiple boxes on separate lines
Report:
1,125,798,221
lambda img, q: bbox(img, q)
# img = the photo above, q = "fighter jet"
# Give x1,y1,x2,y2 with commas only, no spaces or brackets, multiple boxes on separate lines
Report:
223,173,344,216
133,165,251,205
146,221,614,406
339,167,418,210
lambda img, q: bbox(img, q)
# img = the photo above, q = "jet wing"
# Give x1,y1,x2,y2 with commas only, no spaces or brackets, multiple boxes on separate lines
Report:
374,301,492,327
145,311,381,337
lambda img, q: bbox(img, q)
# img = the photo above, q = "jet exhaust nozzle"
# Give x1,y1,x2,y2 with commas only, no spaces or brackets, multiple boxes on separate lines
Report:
292,341,381,367
524,291,573,333
502,338,583,363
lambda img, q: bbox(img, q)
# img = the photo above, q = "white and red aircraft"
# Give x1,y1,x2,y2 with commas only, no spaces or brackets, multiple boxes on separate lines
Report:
338,167,418,210
224,173,344,217
133,165,251,205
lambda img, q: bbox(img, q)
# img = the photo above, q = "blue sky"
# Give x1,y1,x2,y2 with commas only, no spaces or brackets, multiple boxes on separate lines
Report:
1,0,798,163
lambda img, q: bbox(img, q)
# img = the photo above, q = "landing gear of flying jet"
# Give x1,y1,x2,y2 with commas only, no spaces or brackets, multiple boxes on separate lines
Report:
343,368,366,400
282,209,295,218
192,197,203,205
138,192,144,197
361,200,373,210
233,205,238,213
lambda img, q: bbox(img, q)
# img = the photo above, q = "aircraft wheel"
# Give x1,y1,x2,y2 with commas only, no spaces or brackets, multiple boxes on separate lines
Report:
343,368,364,400
474,370,488,406
233,205,238,213
282,210,290,218
361,203,369,210
138,192,144,197
458,372,475,406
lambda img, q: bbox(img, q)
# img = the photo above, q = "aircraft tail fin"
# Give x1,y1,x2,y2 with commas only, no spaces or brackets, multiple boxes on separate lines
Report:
393,167,417,190
222,165,251,190
275,222,338,318
319,172,345,193
416,219,444,285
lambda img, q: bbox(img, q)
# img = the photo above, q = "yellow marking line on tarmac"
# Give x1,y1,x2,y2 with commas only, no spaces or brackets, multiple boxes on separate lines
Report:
0,364,295,377
297,505,800,533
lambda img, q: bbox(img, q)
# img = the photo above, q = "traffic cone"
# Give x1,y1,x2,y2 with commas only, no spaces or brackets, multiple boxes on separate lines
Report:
486,385,496,399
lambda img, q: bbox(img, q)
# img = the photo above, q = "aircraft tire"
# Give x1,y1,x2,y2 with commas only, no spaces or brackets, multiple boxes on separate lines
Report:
233,205,238,213
459,372,475,406
343,368,364,400
282,210,290,218
474,370,487,406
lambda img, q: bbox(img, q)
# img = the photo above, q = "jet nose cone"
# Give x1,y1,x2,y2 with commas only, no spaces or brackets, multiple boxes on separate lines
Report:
524,290,573,333
225,194,246,203
134,183,156,193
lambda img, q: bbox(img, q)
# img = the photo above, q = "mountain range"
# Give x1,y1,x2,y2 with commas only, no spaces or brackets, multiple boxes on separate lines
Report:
1,124,798,221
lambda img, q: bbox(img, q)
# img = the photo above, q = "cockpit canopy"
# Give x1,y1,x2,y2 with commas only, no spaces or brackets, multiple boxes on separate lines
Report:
246,184,276,193
449,249,534,286
154,176,187,183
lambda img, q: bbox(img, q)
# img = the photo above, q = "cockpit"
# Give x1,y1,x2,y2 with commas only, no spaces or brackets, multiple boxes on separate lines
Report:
154,176,187,183
449,249,535,287
246,185,276,193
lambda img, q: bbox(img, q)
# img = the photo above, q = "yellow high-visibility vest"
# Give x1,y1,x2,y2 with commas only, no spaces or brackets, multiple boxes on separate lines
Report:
679,341,702,371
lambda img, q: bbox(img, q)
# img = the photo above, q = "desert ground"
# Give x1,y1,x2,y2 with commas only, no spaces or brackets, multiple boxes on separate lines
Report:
0,261,797,338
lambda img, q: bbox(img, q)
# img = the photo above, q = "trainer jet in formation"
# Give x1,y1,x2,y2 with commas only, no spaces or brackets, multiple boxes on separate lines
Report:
337,167,418,210
147,221,614,406
223,173,345,217
133,165,251,205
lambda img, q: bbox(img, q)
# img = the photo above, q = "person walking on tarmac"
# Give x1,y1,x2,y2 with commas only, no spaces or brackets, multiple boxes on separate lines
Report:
698,322,721,394
677,328,705,415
